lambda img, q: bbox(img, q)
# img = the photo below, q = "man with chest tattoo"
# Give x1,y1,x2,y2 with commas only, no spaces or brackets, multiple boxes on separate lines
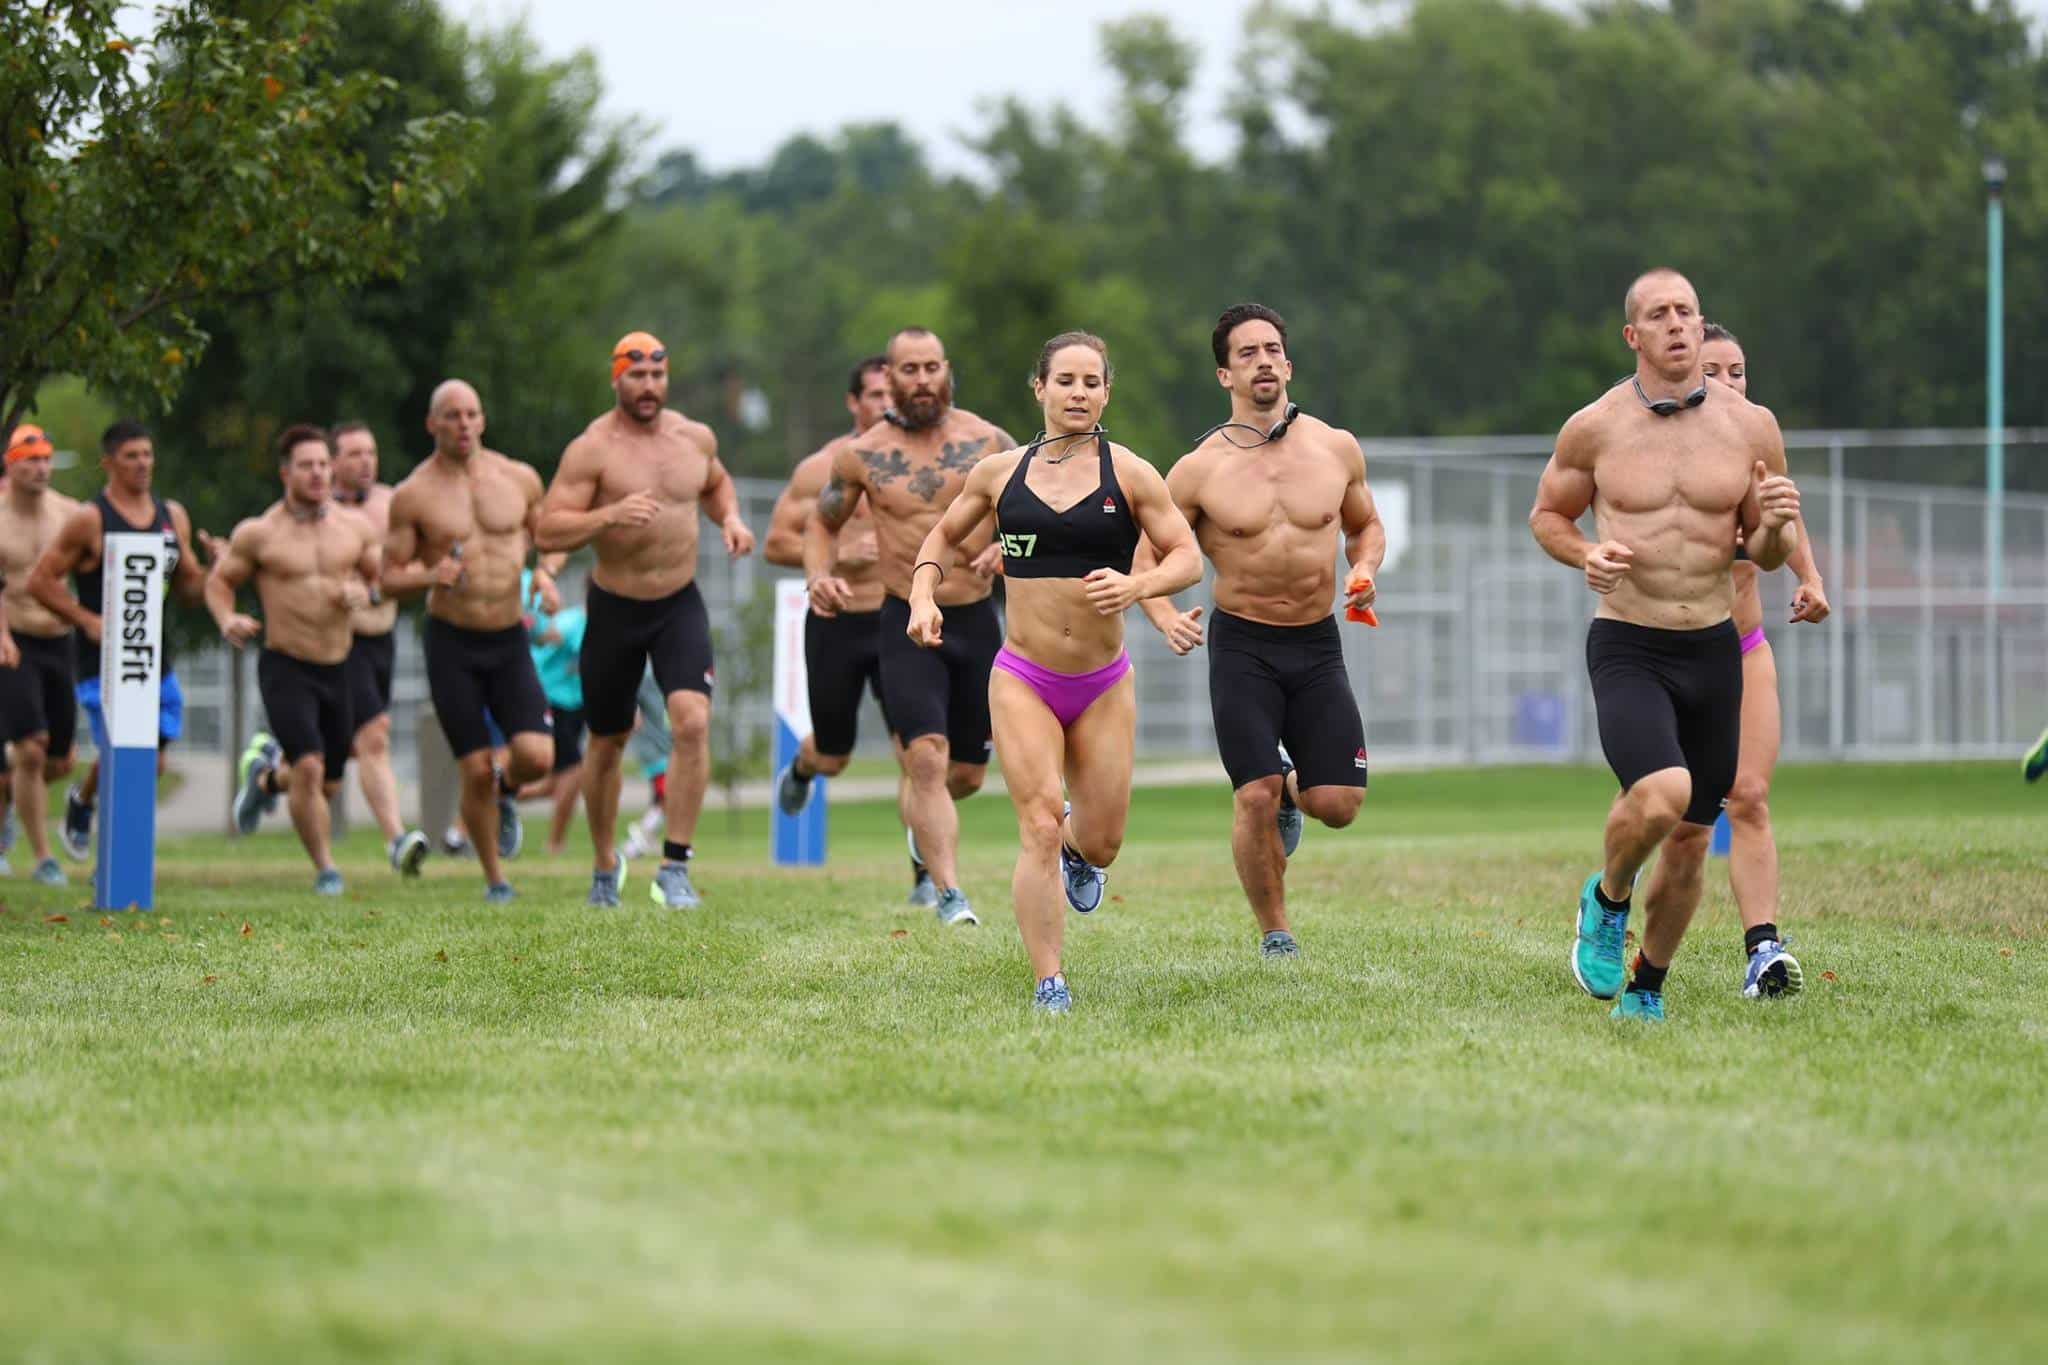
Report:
329,420,429,876
540,333,756,910
385,380,560,904
1138,303,1384,959
805,327,1011,928
210,427,382,893
1530,268,1803,1022
0,425,81,884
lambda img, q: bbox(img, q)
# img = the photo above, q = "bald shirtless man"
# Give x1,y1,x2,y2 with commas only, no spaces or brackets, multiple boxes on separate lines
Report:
386,379,559,904
539,332,756,910
1530,267,1803,1023
0,425,80,884
208,426,382,894
765,355,934,904
330,420,429,875
1137,303,1384,959
805,327,1010,927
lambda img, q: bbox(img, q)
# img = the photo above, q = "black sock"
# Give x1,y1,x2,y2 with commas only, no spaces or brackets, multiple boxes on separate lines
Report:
1594,880,1630,912
792,758,814,781
1745,923,1781,954
261,768,283,796
1630,953,1668,994
663,841,691,864
496,769,515,797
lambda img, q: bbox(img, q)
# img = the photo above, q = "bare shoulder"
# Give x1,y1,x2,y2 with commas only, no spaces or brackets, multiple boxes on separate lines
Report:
1554,388,1624,468
486,448,544,494
336,504,378,544
1302,416,1366,476
1108,442,1162,485
664,410,718,452
787,442,845,497
232,507,274,552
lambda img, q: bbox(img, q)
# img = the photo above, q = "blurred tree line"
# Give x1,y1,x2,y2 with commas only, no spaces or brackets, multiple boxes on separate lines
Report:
33,0,2045,534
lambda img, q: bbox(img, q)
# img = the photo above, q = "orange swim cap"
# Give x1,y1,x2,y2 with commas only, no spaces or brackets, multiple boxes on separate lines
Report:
5,424,55,463
611,331,668,382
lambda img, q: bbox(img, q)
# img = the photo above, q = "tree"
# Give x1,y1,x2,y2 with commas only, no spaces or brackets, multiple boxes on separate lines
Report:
0,0,479,436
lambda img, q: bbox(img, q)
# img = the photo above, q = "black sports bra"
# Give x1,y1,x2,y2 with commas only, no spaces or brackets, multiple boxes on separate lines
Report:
995,436,1141,580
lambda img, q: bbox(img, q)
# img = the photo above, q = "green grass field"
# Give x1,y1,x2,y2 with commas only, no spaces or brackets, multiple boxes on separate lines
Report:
2,763,2044,1363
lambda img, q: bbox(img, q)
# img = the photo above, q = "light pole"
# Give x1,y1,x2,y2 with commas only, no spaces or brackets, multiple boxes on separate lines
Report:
1985,153,2006,601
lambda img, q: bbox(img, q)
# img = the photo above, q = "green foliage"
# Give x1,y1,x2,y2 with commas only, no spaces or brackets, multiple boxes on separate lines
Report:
0,0,479,437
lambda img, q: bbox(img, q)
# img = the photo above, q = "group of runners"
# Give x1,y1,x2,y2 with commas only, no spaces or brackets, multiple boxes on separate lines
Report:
13,274,2027,1016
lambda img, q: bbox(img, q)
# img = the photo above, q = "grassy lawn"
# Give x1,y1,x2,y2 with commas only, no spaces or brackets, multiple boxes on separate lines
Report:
2,762,2044,1363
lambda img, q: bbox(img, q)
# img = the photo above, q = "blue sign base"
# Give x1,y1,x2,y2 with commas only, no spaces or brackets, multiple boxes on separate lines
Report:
1709,809,1732,857
771,717,826,866
95,744,157,910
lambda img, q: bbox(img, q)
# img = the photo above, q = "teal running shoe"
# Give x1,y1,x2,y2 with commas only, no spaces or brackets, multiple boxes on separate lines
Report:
652,859,699,909
313,868,344,896
484,881,516,905
935,886,978,927
1032,973,1072,1014
32,857,65,887
1571,872,1629,1000
587,854,626,907
1260,928,1300,958
2025,725,2048,783
1611,987,1665,1021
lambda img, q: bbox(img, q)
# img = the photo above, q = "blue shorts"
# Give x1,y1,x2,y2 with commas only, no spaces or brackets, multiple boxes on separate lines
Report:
78,670,185,751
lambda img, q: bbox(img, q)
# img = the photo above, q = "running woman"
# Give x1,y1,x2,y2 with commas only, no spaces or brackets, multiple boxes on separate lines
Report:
1698,322,1829,998
906,331,1200,1013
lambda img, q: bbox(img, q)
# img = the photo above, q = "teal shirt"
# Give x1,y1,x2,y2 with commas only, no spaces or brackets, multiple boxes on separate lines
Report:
521,570,585,711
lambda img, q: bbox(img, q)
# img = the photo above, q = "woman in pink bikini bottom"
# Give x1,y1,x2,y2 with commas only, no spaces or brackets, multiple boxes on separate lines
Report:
1702,322,1830,999
906,331,1202,1013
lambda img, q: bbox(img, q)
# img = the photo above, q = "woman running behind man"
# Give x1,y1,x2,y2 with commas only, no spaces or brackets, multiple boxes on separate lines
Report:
907,332,1201,1013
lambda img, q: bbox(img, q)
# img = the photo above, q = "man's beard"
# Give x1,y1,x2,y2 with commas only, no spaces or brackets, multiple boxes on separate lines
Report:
620,389,666,426
888,374,953,430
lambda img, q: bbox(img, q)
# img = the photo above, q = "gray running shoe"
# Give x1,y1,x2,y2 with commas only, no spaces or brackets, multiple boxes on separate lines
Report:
32,857,66,887
1033,973,1072,1014
0,805,15,856
588,854,627,907
234,735,282,835
61,785,94,861
907,868,939,908
390,829,430,878
1276,748,1303,858
313,868,344,896
935,886,979,927
493,768,523,860
1059,800,1105,913
775,761,814,816
651,859,699,909
484,881,516,905
1260,929,1300,958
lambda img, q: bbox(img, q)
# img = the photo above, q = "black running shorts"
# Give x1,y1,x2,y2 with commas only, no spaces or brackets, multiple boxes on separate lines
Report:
1208,609,1367,791
257,647,354,777
423,617,551,760
877,593,999,765
0,631,77,759
345,629,396,727
1586,617,1741,826
805,607,887,758
550,704,586,772
582,580,713,737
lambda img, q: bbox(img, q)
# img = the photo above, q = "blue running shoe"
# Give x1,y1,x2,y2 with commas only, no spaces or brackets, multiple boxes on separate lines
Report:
2025,725,2048,783
313,868,344,896
651,859,699,909
484,881,516,905
1276,748,1303,857
587,854,626,907
493,766,523,861
1059,801,1105,913
775,761,814,815
1033,973,1072,1014
1612,987,1665,1021
1742,938,1804,999
935,886,979,927
1260,928,1300,958
1571,872,1629,1000
32,857,66,888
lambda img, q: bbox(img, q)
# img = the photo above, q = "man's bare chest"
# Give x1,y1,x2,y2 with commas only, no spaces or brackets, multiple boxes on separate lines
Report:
857,434,993,513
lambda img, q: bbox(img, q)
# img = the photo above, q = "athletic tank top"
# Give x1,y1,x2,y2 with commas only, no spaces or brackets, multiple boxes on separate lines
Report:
995,436,1141,580
75,491,178,680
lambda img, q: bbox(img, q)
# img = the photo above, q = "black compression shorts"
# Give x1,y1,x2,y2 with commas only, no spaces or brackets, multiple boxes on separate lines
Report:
258,647,354,777
582,580,713,737
424,617,550,760
345,629,396,727
1208,610,1367,791
550,704,586,771
1586,617,1741,826
805,607,886,758
877,593,998,765
0,631,77,759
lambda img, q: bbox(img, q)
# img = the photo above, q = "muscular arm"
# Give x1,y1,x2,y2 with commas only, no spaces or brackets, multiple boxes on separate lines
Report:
203,521,261,631
381,491,438,597
1339,434,1386,580
803,445,865,583
699,449,740,528
28,507,101,635
1529,417,1599,569
1741,415,1798,572
166,503,208,605
535,441,618,553
1121,457,1202,600
763,483,816,568
357,520,383,598
1135,456,1206,632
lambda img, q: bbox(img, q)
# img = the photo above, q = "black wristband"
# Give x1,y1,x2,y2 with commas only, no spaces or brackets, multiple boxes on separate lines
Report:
912,560,945,583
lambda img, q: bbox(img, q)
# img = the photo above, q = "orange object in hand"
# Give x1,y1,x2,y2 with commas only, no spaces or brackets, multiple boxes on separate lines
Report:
1344,570,1378,626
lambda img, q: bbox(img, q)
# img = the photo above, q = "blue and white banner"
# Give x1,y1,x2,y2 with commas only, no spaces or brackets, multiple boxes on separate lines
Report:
96,532,164,911
771,577,825,866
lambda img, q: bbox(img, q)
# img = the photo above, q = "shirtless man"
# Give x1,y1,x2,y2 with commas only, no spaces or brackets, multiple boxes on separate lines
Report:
330,420,429,875
806,327,1011,927
766,355,934,904
1529,268,1803,1022
1137,303,1384,958
29,419,212,859
208,426,382,893
539,332,756,910
0,425,80,884
385,379,559,904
